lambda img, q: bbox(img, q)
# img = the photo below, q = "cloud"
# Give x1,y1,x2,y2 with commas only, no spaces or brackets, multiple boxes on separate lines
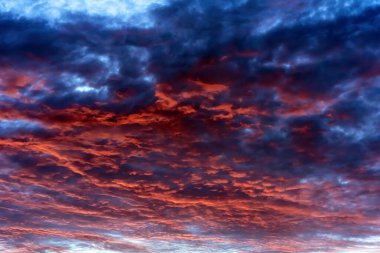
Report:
0,0,380,253
0,0,168,27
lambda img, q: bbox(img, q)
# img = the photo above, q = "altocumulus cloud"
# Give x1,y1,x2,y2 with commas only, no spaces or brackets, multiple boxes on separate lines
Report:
0,0,380,253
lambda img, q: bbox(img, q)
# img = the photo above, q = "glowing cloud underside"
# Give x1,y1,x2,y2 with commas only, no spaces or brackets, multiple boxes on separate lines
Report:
0,0,380,252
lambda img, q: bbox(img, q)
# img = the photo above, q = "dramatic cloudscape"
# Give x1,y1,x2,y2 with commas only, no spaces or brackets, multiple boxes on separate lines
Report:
0,0,380,252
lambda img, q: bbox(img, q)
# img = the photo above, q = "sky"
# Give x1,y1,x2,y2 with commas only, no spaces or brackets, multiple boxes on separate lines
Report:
0,0,380,252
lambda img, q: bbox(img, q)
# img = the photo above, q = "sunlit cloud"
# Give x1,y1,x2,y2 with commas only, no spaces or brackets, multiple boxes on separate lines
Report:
0,0,379,252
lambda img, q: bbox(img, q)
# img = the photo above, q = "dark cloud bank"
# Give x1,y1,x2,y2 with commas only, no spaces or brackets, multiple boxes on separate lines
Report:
0,1,380,252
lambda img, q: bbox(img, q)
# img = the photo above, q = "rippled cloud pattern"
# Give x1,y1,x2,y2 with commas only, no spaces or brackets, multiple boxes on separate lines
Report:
0,0,380,252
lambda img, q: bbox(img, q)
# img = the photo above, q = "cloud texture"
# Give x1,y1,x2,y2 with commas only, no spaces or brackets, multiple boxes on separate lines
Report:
0,0,380,252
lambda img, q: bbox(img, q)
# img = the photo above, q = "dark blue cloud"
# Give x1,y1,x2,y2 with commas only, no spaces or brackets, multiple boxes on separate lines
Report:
1,1,380,252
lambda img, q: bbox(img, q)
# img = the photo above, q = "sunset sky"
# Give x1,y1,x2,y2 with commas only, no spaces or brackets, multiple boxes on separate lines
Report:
0,0,380,252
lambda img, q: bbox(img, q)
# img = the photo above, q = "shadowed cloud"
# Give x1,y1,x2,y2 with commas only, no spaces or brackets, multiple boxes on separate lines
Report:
0,0,380,252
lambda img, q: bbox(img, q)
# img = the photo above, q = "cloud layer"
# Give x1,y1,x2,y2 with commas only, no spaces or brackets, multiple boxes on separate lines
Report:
0,0,380,252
